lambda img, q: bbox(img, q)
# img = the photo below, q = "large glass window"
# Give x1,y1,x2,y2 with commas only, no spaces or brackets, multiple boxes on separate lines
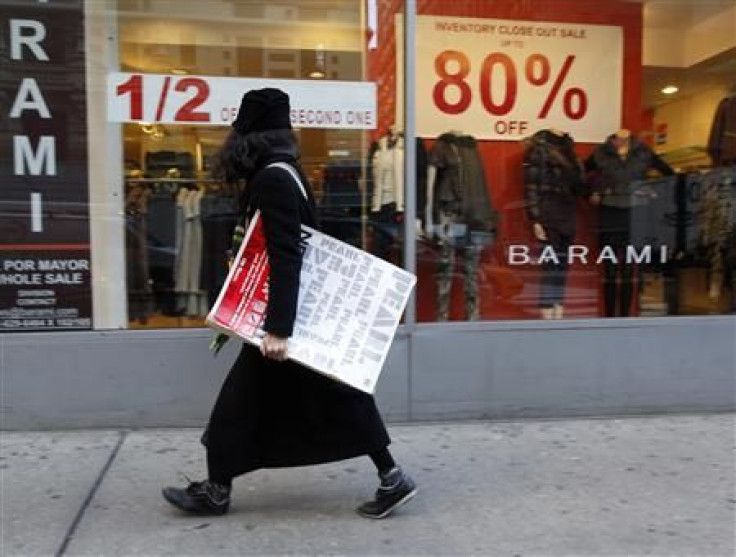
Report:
1,0,734,333
111,0,403,329
403,0,735,322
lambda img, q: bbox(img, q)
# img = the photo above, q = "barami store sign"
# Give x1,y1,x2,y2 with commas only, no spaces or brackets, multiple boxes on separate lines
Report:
0,0,92,331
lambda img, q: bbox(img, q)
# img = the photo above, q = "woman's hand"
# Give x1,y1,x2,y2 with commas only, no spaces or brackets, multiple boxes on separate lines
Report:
261,333,289,361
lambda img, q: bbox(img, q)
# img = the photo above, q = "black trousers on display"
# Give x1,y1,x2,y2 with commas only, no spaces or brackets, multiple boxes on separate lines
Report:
599,206,642,317
372,202,401,264
539,228,573,309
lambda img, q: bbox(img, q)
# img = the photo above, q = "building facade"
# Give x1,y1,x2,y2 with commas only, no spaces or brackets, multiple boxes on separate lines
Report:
1,0,734,429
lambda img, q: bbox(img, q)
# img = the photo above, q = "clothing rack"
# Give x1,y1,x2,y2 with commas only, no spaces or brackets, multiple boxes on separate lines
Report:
124,178,239,326
125,178,227,183
125,178,238,195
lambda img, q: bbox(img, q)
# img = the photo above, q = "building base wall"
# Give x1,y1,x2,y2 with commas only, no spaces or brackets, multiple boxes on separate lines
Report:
1,317,734,430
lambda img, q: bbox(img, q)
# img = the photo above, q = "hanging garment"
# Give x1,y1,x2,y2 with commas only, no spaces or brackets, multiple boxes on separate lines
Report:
173,188,190,314
174,188,207,317
698,168,735,297
707,95,736,166
146,190,178,315
124,183,153,320
186,188,207,316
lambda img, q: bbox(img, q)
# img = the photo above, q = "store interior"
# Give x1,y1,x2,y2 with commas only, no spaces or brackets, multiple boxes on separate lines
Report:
641,1,736,316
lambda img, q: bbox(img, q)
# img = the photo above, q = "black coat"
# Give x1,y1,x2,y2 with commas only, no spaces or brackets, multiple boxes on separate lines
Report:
203,154,390,479
429,133,497,231
523,130,584,236
586,136,674,208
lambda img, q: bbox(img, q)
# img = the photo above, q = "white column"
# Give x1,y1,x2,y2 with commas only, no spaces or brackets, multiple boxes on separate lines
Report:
85,0,128,329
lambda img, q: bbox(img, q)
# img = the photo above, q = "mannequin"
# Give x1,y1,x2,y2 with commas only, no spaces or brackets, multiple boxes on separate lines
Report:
371,126,404,213
587,129,674,317
371,126,404,262
523,128,584,319
425,131,497,321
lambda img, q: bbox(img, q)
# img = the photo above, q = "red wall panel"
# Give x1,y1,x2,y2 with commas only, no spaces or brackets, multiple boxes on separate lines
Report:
368,0,644,321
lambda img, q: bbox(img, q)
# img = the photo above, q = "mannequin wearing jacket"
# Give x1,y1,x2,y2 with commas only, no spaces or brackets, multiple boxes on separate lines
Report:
586,130,674,317
371,127,404,262
426,131,497,321
372,127,404,213
523,129,584,319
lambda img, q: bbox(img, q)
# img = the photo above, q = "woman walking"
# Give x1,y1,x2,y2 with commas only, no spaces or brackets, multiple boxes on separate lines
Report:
162,88,416,519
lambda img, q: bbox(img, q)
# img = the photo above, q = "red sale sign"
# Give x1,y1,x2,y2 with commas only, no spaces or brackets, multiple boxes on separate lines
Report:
107,73,377,130
398,15,623,141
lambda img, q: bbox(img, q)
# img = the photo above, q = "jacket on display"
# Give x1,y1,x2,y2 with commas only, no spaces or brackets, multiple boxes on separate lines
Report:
523,129,584,233
586,135,674,208
367,137,428,221
371,134,404,212
429,132,497,231
203,153,390,478
707,95,736,166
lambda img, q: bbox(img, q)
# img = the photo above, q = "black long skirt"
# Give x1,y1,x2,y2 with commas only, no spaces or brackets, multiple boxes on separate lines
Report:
202,343,391,481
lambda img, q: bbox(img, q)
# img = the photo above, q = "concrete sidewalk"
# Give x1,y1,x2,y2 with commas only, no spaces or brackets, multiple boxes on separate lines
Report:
2,415,734,557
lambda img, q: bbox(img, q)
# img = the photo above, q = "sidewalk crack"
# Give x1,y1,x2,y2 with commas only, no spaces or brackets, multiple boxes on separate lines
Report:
55,430,128,557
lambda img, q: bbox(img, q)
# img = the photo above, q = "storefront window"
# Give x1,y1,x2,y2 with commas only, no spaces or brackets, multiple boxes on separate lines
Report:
399,0,736,322
1,0,734,333
109,0,402,329
2,0,92,332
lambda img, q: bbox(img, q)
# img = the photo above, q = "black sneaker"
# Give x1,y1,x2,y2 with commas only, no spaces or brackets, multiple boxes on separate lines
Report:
162,479,231,516
357,467,417,519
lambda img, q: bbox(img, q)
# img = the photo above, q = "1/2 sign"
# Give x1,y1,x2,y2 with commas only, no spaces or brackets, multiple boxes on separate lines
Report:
115,74,211,122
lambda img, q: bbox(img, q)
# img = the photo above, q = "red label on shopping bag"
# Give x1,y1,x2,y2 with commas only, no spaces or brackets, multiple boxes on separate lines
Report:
208,217,269,338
